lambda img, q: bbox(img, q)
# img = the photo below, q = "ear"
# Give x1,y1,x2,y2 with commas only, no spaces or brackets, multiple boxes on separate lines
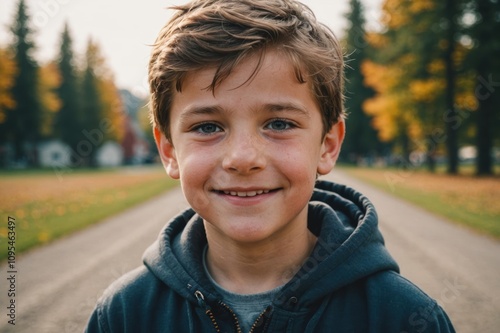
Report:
153,126,180,179
317,119,345,175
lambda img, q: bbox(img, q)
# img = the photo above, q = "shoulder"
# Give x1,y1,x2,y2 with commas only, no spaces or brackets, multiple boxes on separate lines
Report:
366,270,432,303
96,266,163,308
85,266,172,333
364,271,455,332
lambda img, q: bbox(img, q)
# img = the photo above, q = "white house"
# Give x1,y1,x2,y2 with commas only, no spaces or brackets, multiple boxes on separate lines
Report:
96,141,124,167
38,140,72,168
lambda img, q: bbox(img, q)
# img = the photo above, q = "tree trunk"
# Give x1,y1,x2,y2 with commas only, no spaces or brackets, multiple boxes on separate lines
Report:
444,0,458,174
475,72,494,175
426,134,437,173
474,0,496,176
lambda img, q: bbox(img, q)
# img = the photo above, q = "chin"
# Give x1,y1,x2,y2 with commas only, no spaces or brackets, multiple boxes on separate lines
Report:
206,219,277,244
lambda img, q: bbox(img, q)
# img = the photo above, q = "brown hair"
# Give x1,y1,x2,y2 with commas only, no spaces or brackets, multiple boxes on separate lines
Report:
149,0,344,142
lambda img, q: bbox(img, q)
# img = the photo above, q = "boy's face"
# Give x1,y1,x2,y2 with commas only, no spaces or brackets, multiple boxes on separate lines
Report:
155,50,344,244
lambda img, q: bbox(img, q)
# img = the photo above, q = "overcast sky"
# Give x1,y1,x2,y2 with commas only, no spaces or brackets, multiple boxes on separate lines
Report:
0,0,382,97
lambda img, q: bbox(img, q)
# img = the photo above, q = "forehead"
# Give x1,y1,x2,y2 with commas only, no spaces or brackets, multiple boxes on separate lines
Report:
184,50,294,90
172,50,318,111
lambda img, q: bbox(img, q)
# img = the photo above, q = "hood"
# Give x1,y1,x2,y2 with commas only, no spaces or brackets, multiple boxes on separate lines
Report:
143,179,399,310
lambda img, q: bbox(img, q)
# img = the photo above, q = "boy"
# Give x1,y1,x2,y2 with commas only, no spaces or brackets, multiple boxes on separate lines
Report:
86,0,455,332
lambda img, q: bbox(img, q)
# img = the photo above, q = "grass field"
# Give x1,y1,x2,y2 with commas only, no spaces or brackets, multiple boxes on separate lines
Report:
0,166,178,261
340,165,500,240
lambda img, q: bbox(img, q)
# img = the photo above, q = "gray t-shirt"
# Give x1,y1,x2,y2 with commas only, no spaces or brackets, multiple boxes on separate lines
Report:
203,246,283,332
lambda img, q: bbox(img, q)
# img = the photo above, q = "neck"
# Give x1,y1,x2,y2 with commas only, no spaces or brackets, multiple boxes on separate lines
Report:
204,223,317,294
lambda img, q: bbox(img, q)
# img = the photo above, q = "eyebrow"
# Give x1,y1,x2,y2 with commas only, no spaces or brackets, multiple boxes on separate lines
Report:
178,105,224,123
263,102,311,118
178,102,311,122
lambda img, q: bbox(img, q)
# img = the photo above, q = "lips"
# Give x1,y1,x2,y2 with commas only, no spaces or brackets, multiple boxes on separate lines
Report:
213,186,280,198
222,189,271,197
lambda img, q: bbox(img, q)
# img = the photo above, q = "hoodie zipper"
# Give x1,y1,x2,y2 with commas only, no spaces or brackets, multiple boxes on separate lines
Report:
248,306,272,333
195,290,272,333
195,290,243,333
218,301,243,333
195,291,222,332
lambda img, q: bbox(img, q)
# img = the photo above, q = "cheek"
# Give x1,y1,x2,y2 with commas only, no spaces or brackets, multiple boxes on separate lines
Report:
179,166,210,214
177,150,221,210
178,151,213,186
178,143,215,170
278,143,321,178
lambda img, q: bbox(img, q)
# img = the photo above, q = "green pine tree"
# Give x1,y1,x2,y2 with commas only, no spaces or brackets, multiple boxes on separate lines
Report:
55,23,83,156
341,0,381,164
80,39,105,166
6,0,42,166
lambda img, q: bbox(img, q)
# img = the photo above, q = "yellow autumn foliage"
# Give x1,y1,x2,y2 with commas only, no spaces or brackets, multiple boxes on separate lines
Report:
409,0,436,14
362,60,401,93
363,96,399,141
381,0,435,29
363,0,477,154
38,62,62,137
382,0,411,29
85,40,125,142
362,56,426,143
362,60,402,141
428,59,445,75
39,62,62,112
404,112,424,139
0,48,17,123
99,76,125,142
455,73,478,111
410,78,444,103
366,32,388,49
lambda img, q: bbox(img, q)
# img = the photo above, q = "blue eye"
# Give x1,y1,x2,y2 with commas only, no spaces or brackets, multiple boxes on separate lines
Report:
266,119,293,131
193,123,222,134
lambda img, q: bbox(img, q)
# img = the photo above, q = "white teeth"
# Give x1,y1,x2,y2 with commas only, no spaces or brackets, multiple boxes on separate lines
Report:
247,191,257,197
221,190,270,197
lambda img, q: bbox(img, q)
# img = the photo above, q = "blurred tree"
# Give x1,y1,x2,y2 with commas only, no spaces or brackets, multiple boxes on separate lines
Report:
443,0,460,174
80,38,105,166
54,23,83,153
99,76,125,143
341,0,381,165
79,39,125,166
362,0,423,164
362,57,419,163
363,0,473,172
0,47,17,168
6,0,42,166
406,0,454,172
38,62,61,138
137,102,154,143
0,47,17,140
466,0,500,175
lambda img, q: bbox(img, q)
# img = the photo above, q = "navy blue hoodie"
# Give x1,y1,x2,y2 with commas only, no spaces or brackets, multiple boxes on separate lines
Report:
85,180,455,332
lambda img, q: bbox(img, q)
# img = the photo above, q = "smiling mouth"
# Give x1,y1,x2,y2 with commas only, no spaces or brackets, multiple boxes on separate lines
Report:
215,189,277,197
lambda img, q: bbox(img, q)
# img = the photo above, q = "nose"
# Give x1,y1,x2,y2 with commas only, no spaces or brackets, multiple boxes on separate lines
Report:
221,132,266,174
